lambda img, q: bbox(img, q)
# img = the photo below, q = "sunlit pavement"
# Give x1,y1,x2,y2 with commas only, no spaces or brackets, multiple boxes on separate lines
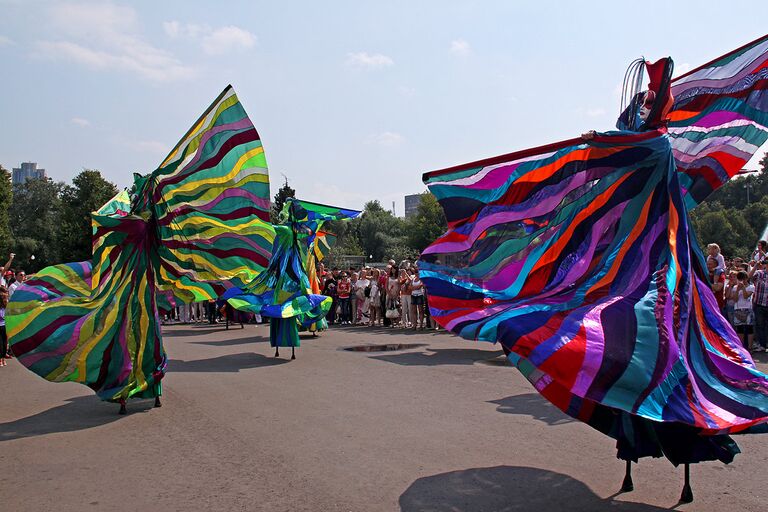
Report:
2,323,767,511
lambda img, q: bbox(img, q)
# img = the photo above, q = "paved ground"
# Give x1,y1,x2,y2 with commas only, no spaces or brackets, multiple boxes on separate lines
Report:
2,323,767,511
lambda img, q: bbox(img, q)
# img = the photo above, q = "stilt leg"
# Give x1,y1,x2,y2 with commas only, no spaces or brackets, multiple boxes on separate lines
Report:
118,399,127,415
680,464,693,503
291,346,296,360
274,347,280,357
154,396,162,408
621,460,634,492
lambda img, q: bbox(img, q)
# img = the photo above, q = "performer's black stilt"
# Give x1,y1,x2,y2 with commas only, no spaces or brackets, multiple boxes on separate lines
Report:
291,346,296,360
621,460,634,492
154,396,162,408
680,464,693,503
118,398,127,415
312,331,317,337
274,347,280,357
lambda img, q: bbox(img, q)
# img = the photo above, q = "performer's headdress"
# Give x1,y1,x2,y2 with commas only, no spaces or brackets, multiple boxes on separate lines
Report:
617,57,674,131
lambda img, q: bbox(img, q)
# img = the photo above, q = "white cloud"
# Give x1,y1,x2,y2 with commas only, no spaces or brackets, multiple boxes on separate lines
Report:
345,52,394,69
71,117,91,127
202,26,257,55
675,62,692,77
34,2,195,83
116,136,168,154
0,35,14,46
163,21,256,55
450,39,471,57
366,132,405,147
398,85,416,98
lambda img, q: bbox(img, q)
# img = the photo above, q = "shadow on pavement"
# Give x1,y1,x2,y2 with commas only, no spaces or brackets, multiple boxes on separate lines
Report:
399,466,671,512
163,326,247,337
168,352,289,372
370,347,504,367
330,325,454,337
488,393,575,426
190,336,269,347
0,396,154,442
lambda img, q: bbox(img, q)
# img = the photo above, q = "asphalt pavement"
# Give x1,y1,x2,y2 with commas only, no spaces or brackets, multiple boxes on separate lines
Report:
2,322,767,511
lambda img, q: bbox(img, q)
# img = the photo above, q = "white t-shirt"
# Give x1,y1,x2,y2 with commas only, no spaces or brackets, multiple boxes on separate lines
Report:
736,284,755,310
411,278,425,296
355,278,370,299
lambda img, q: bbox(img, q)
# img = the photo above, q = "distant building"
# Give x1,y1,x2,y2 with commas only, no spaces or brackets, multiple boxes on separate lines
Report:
12,162,47,185
404,193,423,218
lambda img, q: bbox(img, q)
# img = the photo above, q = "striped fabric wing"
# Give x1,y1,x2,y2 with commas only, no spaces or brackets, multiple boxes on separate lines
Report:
8,87,271,401
420,129,768,434
669,34,768,208
144,85,275,302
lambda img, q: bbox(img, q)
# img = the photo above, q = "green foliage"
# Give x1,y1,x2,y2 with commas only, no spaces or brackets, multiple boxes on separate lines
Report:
271,177,295,224
689,152,768,258
406,192,447,252
59,169,119,263
9,178,64,272
0,165,12,258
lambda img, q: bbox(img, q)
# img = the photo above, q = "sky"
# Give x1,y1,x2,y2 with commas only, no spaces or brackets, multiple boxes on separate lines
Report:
2,1,768,213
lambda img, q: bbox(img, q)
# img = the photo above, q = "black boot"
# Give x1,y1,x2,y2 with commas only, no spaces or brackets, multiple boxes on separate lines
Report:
621,460,633,492
154,396,162,408
118,399,127,415
680,464,693,503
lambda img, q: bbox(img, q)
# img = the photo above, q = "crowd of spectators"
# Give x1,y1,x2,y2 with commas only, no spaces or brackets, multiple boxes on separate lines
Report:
1,253,27,367
319,259,439,330
709,241,768,353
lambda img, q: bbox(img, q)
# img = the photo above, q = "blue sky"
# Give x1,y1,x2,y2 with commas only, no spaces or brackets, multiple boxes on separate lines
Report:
2,1,767,212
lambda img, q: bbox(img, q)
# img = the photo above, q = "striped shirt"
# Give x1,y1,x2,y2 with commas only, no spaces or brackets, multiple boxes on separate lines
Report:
753,270,768,307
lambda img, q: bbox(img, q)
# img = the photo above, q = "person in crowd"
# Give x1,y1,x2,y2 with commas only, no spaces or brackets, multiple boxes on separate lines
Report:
410,268,426,329
707,243,726,272
380,265,391,327
731,270,755,350
8,270,25,298
0,253,15,287
0,286,8,367
752,240,768,264
725,270,738,326
399,268,413,328
350,272,359,324
749,258,768,352
385,265,401,326
323,270,338,325
368,268,382,326
707,258,726,315
337,272,352,324
354,270,371,324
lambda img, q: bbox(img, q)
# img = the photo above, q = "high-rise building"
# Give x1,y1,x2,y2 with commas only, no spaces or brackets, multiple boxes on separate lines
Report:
404,193,423,218
12,162,47,185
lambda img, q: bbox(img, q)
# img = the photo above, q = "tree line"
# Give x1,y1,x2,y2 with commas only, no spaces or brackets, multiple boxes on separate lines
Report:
0,166,118,273
2,152,766,276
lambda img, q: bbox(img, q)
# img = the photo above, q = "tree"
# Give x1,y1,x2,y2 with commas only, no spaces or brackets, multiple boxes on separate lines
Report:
351,200,408,262
0,165,12,259
8,177,64,272
59,169,119,262
406,192,447,252
271,177,295,223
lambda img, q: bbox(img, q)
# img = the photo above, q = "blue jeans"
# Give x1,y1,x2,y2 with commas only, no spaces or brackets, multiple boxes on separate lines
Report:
339,298,352,323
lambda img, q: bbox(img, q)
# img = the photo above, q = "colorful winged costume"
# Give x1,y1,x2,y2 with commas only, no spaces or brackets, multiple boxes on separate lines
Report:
225,199,360,355
420,35,768,498
7,86,275,407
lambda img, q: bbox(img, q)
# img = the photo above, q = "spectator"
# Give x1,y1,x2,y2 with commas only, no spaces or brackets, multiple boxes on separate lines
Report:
752,240,768,264
707,258,726,314
0,253,14,287
731,270,754,350
8,270,25,298
706,243,726,272
350,272,359,324
337,272,352,324
355,270,371,324
385,265,401,326
323,270,338,325
725,270,738,325
0,286,7,367
410,268,426,329
368,268,382,326
749,259,768,352
399,268,413,328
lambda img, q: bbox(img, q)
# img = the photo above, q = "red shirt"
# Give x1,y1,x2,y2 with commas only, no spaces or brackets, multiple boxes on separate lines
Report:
337,280,351,299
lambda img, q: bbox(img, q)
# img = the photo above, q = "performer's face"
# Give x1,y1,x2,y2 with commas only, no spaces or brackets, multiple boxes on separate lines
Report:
639,91,655,121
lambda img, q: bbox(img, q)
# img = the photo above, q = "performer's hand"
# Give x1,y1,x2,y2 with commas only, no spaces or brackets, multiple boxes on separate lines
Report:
581,130,597,140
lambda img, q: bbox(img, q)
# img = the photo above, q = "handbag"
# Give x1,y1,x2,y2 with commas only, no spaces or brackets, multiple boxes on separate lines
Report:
385,307,401,319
